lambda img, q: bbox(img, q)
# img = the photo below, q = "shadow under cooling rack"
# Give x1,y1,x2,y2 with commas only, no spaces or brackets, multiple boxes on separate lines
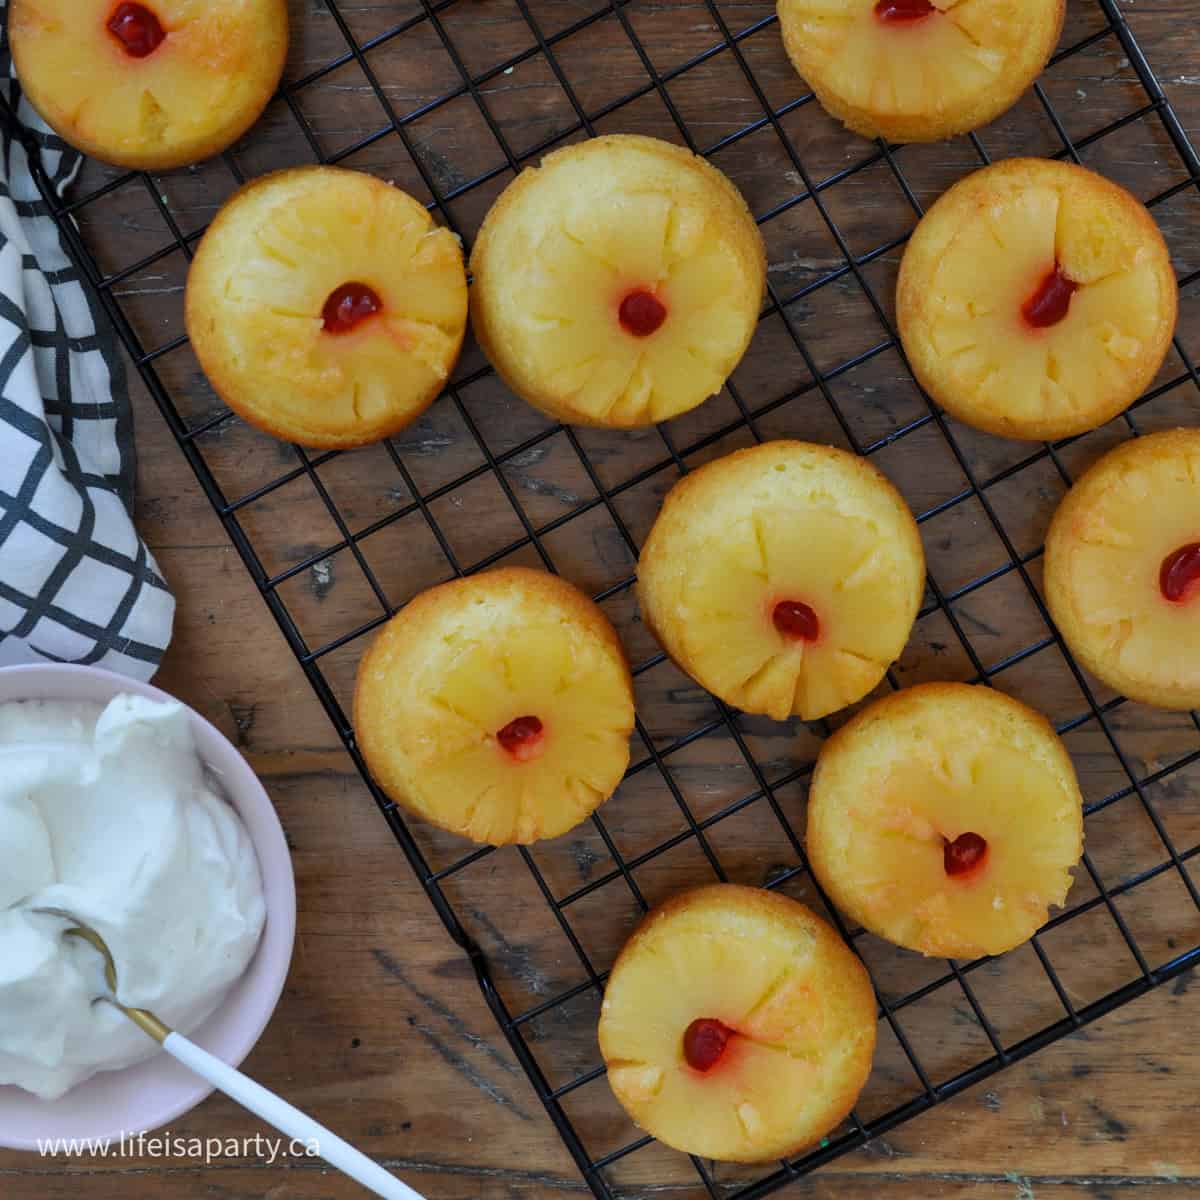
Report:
9,0,1200,1195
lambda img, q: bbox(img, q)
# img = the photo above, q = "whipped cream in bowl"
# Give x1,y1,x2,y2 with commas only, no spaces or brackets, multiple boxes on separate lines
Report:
0,665,295,1149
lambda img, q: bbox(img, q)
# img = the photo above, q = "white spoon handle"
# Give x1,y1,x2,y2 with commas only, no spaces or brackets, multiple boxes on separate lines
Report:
163,1032,425,1200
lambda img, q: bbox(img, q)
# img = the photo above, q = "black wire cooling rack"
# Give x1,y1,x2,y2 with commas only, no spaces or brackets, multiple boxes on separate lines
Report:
7,0,1200,1194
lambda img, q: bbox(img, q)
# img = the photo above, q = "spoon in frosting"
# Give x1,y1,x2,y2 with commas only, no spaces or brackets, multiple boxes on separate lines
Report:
37,910,425,1200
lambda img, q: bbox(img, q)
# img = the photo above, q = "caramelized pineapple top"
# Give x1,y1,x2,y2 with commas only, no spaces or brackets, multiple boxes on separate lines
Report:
899,159,1177,441
11,0,288,170
186,167,468,448
470,135,766,428
809,682,1083,959
778,0,1064,142
354,568,634,846
639,441,925,721
600,884,877,1163
1046,429,1200,711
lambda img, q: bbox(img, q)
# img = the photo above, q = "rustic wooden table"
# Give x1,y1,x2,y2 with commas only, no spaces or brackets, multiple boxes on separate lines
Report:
3,0,1200,1196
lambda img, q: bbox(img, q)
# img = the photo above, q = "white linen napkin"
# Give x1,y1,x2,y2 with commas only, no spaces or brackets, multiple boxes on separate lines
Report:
0,17,174,680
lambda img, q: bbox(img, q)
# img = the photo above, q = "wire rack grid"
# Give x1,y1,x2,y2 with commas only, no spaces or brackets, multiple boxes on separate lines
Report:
7,0,1200,1194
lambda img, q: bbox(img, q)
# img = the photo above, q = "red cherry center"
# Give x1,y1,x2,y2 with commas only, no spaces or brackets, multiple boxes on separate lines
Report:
618,289,667,338
773,600,820,642
496,715,545,762
322,282,383,335
1161,542,1200,604
106,3,166,58
874,0,936,22
944,832,988,878
683,1018,734,1072
1022,263,1079,329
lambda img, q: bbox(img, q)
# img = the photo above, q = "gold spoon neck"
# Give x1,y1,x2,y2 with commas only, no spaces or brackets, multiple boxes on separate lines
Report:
109,1002,172,1045
44,917,175,1045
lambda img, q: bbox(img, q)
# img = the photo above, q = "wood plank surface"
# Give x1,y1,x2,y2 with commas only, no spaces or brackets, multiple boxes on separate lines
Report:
3,0,1200,1196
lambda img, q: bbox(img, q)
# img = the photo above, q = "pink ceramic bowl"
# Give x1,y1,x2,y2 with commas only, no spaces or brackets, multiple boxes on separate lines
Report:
0,664,296,1151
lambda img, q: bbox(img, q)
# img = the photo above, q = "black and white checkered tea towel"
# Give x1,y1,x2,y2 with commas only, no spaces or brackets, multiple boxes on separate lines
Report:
0,21,174,680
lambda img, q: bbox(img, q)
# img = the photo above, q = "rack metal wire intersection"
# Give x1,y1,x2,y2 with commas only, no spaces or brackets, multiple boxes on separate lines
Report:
7,0,1200,1194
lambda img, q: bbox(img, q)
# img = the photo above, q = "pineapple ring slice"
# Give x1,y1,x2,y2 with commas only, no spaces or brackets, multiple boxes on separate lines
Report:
10,0,288,171
470,134,766,429
898,159,1177,441
808,682,1084,959
637,441,925,721
599,884,877,1164
186,166,468,449
1046,429,1200,712
777,0,1063,143
353,568,635,846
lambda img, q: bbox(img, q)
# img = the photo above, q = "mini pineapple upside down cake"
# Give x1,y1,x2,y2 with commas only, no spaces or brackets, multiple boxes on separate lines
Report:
807,683,1084,960
776,0,1063,143
10,0,288,170
1045,429,1200,712
185,166,468,449
898,159,1177,442
353,568,635,846
599,884,877,1163
637,441,925,722
469,134,766,429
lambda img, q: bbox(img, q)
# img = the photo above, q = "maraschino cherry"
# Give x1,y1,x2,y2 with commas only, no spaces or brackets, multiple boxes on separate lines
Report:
683,1018,734,1072
944,832,987,878
1022,264,1079,329
875,0,936,22
1161,542,1200,604
497,715,545,762
107,3,166,59
322,283,383,335
619,289,667,338
773,600,820,642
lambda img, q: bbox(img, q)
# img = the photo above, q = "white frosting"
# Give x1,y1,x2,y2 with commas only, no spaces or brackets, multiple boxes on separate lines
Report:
0,695,266,1101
